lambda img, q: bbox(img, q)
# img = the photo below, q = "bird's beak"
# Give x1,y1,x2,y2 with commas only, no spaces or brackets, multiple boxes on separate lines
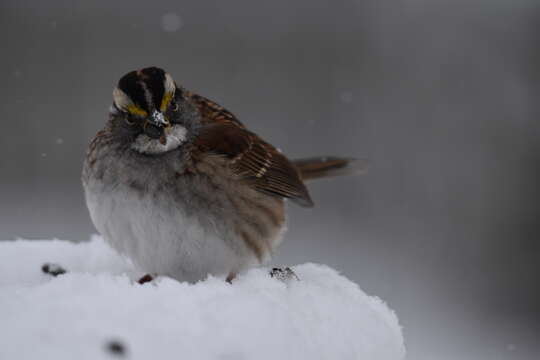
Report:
144,110,170,144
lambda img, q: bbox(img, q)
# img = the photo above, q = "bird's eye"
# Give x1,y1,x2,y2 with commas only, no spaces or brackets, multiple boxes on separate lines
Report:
172,102,179,112
125,116,135,126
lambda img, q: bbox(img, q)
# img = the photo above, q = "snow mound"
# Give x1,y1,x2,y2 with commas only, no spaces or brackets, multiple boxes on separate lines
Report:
0,236,405,360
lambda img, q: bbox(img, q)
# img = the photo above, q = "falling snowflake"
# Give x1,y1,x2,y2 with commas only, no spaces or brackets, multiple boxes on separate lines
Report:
339,91,353,104
161,13,183,33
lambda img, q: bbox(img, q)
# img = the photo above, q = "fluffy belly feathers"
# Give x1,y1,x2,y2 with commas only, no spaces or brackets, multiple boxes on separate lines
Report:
84,184,257,282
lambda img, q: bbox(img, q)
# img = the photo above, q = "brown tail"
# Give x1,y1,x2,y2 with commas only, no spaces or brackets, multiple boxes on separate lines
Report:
293,156,368,181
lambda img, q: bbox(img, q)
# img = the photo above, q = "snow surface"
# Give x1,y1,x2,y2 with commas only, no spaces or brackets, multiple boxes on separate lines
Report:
0,236,405,360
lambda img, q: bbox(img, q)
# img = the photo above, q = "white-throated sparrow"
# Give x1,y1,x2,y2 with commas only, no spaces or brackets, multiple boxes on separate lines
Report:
82,67,364,283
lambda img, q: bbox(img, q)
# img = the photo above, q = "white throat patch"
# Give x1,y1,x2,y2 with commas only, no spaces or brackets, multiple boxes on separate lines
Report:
131,124,187,154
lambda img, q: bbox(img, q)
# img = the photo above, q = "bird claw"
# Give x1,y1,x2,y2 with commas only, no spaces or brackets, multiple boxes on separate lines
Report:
137,274,155,285
226,272,236,284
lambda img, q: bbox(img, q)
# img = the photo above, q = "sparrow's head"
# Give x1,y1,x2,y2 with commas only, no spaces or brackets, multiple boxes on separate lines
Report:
111,67,193,154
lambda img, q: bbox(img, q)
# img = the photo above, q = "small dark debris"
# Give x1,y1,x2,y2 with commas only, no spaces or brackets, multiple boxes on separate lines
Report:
105,340,127,357
137,274,154,285
270,267,299,282
41,263,67,277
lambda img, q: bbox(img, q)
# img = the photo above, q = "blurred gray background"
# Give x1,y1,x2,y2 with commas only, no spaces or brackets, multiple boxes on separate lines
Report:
1,0,539,359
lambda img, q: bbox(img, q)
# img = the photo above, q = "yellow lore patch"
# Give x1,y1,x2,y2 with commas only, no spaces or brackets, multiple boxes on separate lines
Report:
160,92,173,112
126,105,148,117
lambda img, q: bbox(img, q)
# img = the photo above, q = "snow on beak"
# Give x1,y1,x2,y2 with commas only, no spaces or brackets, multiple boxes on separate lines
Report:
150,110,169,127
144,110,170,144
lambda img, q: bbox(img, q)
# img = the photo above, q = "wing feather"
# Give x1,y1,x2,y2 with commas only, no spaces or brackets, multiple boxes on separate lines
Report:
194,122,313,207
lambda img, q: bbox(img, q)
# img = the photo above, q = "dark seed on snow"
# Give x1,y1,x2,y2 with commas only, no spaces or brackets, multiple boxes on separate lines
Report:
270,267,300,282
41,263,67,277
105,340,126,357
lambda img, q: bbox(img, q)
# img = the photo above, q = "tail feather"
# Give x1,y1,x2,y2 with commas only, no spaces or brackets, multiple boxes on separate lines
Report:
293,156,368,182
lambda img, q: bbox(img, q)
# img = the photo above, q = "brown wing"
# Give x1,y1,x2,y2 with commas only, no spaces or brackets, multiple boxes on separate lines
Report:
185,91,246,129
194,122,314,207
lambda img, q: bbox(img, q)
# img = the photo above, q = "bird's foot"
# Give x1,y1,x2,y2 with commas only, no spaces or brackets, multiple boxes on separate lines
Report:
226,272,236,284
270,267,299,282
137,274,156,285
